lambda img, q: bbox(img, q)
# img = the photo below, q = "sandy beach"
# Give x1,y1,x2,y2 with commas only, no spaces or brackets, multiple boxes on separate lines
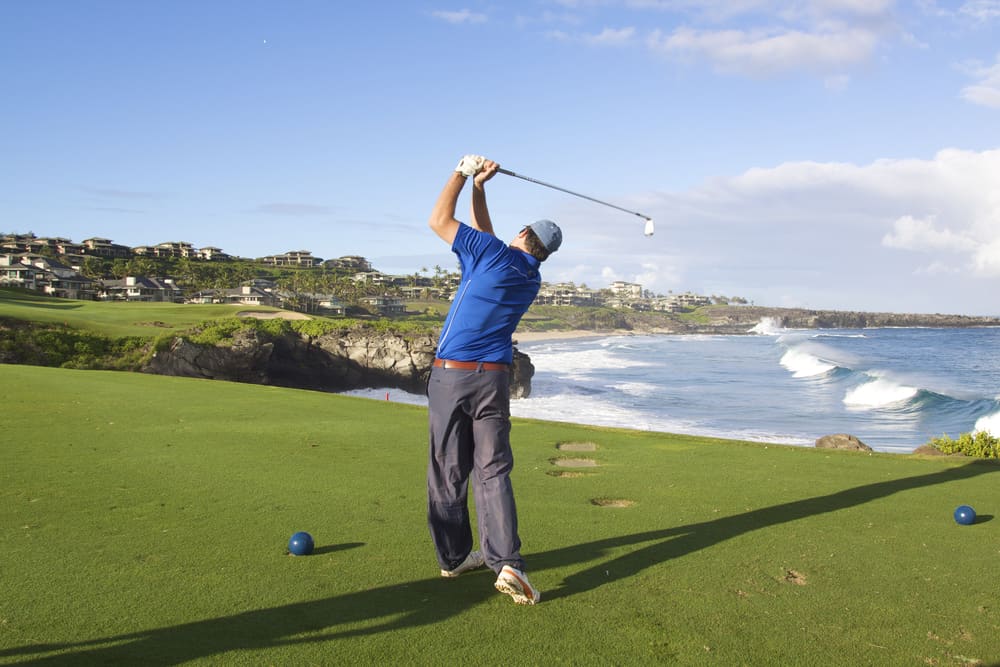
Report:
513,329,625,343
513,328,678,343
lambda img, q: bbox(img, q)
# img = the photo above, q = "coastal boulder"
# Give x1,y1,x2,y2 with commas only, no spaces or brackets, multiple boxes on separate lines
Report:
815,433,872,452
510,348,534,399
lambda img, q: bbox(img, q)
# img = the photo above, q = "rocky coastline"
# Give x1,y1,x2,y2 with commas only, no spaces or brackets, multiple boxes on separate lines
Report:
521,306,1000,337
139,307,998,399
4,302,995,402
684,306,1000,333
143,327,537,398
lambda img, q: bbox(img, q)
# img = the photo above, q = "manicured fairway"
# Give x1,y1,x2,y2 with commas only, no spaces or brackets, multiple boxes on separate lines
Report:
0,288,282,338
2,364,999,665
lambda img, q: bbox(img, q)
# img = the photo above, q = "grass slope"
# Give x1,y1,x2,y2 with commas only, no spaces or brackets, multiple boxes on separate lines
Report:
2,365,999,666
0,288,282,338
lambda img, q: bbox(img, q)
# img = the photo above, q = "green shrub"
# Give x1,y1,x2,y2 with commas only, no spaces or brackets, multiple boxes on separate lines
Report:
0,318,151,370
186,318,256,346
290,318,348,338
257,317,292,338
926,431,1000,458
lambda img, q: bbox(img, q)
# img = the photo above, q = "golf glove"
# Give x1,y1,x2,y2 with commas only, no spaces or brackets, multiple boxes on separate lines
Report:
455,155,485,177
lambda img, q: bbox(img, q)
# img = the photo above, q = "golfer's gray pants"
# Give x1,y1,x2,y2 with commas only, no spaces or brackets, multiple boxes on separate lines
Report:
427,365,524,573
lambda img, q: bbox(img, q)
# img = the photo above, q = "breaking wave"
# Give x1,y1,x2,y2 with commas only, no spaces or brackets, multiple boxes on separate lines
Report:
843,376,920,409
780,348,838,378
776,333,1000,439
975,410,1000,436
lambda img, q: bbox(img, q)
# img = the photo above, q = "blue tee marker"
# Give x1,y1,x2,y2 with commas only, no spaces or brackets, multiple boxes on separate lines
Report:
288,531,315,555
953,505,976,525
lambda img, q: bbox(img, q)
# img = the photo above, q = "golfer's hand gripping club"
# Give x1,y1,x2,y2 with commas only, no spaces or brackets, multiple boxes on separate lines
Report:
455,155,486,178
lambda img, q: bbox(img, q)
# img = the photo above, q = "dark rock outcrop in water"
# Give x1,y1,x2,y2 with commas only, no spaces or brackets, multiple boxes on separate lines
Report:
143,329,535,398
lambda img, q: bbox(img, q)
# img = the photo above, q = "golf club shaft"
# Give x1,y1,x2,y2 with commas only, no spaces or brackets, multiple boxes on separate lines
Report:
497,168,651,221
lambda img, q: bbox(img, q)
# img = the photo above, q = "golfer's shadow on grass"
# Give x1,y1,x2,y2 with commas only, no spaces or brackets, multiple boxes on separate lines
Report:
4,461,996,666
536,459,1000,602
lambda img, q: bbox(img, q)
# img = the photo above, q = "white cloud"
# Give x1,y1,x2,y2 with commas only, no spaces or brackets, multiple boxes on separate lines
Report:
920,0,1000,22
600,265,623,283
881,215,978,252
689,148,1000,278
973,238,1000,274
583,26,636,45
961,54,1000,109
914,260,961,275
545,0,901,77
546,148,999,308
431,9,487,24
959,0,1000,21
648,24,878,76
622,0,895,22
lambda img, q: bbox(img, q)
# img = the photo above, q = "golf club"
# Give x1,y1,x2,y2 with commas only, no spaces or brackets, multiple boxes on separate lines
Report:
498,168,655,237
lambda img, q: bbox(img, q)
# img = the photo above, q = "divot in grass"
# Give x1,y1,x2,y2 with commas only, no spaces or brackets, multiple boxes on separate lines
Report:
551,458,598,468
546,471,588,478
591,498,635,508
783,569,807,585
556,441,598,452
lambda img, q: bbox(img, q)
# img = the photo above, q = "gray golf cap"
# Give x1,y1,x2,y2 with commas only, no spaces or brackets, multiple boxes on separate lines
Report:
528,219,563,253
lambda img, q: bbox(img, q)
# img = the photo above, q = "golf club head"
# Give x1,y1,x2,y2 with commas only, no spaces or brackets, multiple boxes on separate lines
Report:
644,219,655,237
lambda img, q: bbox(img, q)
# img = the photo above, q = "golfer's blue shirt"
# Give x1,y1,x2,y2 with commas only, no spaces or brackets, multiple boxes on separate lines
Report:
436,224,541,364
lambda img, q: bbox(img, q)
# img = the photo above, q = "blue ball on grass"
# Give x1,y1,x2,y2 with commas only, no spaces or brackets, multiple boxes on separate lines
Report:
288,531,315,555
953,505,976,526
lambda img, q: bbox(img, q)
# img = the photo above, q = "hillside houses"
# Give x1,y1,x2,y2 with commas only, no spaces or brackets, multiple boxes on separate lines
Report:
535,283,599,306
257,250,322,267
0,254,97,300
188,284,281,308
1,232,726,313
534,281,710,312
133,241,232,261
99,276,184,302
81,238,132,259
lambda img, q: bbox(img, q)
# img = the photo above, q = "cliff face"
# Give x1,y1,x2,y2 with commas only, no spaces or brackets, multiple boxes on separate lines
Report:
143,329,535,398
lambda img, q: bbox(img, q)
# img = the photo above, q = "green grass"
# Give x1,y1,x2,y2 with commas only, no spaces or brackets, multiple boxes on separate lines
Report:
3,365,999,665
0,288,285,338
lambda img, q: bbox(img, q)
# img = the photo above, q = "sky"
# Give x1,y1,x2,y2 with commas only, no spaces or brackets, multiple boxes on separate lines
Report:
2,1,999,316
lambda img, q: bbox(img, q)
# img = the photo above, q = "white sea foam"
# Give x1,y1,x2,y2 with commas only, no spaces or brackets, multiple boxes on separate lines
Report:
813,333,867,339
609,381,660,397
974,410,1000,436
780,348,836,378
339,328,1000,454
342,387,427,406
843,377,919,408
527,345,649,375
748,317,786,335
509,391,697,434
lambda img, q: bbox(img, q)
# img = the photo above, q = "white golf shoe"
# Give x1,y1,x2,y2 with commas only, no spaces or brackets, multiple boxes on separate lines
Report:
494,565,541,605
440,550,486,578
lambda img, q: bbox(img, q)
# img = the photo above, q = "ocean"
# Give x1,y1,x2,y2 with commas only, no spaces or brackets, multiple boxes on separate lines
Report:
345,320,1000,454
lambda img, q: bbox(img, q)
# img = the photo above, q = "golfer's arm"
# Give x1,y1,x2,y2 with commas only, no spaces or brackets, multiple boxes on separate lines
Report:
470,182,495,237
429,173,466,244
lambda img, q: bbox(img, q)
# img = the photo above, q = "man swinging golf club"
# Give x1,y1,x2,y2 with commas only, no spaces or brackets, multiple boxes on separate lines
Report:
426,154,562,605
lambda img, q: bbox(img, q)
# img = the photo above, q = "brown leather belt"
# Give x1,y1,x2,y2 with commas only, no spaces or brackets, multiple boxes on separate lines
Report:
433,358,509,372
